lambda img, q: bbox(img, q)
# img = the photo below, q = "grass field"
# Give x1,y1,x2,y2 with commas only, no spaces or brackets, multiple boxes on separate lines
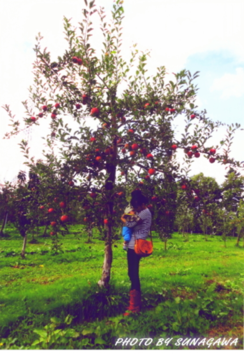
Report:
0,224,243,350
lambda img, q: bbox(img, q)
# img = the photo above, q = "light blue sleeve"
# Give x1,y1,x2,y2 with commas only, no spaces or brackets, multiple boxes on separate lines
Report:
122,226,132,242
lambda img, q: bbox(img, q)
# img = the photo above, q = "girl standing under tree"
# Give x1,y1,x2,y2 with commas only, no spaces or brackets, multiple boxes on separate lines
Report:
121,190,152,316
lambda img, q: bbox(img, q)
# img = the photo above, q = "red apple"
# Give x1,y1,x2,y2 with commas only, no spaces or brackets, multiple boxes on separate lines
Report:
68,181,74,186
131,143,139,150
48,208,54,213
105,148,111,154
151,196,157,201
209,148,216,155
77,58,82,65
122,148,126,153
148,168,155,175
50,231,55,236
144,175,150,180
165,107,170,112
59,202,66,208
146,153,153,159
39,205,44,210
170,108,176,113
38,112,43,118
130,151,135,156
54,103,60,109
96,156,102,161
144,103,150,108
117,138,123,144
171,144,177,150
76,103,81,109
124,143,130,149
60,215,69,222
104,219,109,224
191,145,198,150
95,148,100,152
72,56,78,63
209,157,215,163
90,192,97,198
31,116,36,122
117,192,123,196
50,221,57,226
103,123,109,128
191,114,196,119
51,113,56,119
82,94,88,104
90,137,96,142
90,107,99,116
128,129,134,134
181,184,187,190
42,105,48,111
194,152,200,158
140,148,147,155
187,151,193,157
51,132,56,137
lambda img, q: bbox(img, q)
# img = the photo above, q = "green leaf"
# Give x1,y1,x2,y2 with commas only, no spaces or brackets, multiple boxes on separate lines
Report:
82,329,93,335
95,337,106,345
32,340,41,346
50,317,61,324
175,297,181,304
33,329,47,338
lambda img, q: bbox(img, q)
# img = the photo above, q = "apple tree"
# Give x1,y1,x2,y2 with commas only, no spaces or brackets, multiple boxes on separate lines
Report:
3,0,243,286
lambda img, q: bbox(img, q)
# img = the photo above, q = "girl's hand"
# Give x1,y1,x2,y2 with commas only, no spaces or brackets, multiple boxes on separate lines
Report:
121,215,126,224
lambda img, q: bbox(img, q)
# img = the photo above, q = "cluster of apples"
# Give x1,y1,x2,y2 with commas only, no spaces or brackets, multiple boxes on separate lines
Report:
147,196,172,216
72,56,83,65
183,145,217,162
31,96,90,125
30,102,60,123
85,145,115,165
39,199,69,235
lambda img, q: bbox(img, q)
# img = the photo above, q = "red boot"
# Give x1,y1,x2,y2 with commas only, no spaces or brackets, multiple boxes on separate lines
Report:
123,289,141,316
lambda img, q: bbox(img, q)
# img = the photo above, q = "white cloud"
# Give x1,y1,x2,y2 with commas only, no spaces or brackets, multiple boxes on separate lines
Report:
0,0,244,184
210,67,244,98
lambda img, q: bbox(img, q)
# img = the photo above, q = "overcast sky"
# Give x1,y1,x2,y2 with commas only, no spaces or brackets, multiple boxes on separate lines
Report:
0,0,243,185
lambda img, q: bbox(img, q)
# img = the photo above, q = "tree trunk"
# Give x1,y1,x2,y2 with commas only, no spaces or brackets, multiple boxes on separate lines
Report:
0,212,8,235
42,224,48,237
87,223,93,243
236,227,243,246
164,237,167,251
98,134,117,287
21,233,27,258
98,221,113,288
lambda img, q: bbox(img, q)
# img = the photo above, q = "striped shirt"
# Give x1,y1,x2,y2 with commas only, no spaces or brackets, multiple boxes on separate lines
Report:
125,208,152,250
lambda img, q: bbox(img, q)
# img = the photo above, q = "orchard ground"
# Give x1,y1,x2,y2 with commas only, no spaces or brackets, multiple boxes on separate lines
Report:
0,224,243,350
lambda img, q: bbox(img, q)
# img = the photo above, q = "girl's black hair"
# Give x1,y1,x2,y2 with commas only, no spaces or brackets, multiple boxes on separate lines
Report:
130,189,148,208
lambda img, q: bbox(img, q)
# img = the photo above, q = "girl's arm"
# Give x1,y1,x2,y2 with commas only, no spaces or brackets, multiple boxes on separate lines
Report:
121,214,142,228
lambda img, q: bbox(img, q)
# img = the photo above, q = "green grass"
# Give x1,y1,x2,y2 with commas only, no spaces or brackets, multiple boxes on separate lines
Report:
0,225,243,350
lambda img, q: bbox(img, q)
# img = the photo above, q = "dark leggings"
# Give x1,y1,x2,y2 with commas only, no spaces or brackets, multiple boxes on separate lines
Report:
127,248,142,292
